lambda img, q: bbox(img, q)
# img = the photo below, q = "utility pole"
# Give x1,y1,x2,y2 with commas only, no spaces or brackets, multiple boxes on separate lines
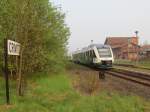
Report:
127,38,130,60
135,30,139,63
91,40,93,44
135,30,139,37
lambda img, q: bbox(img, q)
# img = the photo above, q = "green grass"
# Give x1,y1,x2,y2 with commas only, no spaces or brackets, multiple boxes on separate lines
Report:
115,59,150,69
138,60,150,68
0,72,150,112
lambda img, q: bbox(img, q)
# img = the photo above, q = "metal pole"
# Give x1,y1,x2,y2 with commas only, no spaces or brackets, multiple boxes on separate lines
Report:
4,38,10,104
99,70,105,80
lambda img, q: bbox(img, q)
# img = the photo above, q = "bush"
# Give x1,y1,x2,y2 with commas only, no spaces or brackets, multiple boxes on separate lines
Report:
73,70,100,95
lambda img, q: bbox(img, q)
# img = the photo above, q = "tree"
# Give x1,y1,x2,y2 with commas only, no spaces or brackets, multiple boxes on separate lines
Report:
0,0,70,73
0,0,70,95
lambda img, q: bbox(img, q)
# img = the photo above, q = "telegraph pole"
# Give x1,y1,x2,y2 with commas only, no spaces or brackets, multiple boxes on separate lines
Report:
135,30,139,37
135,30,139,62
91,40,93,44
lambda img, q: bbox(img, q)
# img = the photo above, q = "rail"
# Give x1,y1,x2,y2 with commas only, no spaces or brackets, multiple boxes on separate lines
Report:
106,69,150,87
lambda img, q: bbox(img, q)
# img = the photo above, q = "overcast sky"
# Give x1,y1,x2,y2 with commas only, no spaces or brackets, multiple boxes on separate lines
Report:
51,0,150,52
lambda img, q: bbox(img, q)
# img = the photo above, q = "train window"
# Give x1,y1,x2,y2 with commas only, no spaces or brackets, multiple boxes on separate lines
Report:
90,50,93,57
90,50,92,56
86,51,88,57
92,50,94,56
93,50,96,57
98,48,111,57
89,50,91,57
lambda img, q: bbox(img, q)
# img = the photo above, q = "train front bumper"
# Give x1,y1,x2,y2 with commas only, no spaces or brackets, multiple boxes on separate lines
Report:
98,60,113,69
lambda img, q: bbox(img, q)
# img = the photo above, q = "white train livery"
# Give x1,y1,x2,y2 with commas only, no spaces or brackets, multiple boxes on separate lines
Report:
72,44,114,69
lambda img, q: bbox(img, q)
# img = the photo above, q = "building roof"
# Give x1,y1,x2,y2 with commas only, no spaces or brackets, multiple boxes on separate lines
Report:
141,45,150,52
104,37,140,54
105,37,138,48
105,37,128,45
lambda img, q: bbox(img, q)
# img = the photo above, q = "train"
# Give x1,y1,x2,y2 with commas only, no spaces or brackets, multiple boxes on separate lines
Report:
72,44,114,69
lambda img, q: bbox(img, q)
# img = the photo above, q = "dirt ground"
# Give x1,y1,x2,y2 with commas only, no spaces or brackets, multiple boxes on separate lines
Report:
68,64,150,100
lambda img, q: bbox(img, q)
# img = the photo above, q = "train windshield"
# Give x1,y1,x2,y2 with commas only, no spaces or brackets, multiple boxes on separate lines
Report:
98,48,112,58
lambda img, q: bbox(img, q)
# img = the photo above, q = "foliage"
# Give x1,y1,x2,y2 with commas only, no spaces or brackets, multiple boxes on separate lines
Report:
0,0,70,73
0,72,149,112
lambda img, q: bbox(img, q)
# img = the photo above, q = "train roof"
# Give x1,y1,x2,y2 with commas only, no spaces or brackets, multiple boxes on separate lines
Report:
88,44,110,49
73,44,111,54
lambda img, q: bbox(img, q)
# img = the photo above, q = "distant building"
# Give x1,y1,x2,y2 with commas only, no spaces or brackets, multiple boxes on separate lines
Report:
104,37,140,60
140,45,150,59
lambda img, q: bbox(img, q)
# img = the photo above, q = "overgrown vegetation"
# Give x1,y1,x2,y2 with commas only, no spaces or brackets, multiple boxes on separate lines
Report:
0,72,149,112
72,70,100,95
0,0,70,73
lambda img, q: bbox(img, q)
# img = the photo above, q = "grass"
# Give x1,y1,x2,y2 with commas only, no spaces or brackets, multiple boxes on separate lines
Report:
0,72,150,112
138,60,150,68
115,59,150,69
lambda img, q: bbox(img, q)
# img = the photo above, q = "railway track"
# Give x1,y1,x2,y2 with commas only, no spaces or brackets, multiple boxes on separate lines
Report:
106,69,150,87
73,63,150,87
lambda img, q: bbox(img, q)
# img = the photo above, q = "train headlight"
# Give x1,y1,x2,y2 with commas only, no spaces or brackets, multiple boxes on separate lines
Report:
101,61,112,65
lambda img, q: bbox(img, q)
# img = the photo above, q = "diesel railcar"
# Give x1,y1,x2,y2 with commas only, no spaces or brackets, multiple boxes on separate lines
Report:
72,44,114,69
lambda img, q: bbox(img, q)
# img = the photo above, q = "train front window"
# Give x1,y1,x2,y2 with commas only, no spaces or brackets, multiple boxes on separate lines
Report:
98,48,111,58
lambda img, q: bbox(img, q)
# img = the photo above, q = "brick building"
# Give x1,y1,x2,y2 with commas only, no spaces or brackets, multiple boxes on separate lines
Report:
140,45,150,59
105,37,140,60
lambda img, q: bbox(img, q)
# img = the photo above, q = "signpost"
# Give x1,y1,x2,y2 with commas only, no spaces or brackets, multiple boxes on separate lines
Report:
4,39,20,104
7,40,20,56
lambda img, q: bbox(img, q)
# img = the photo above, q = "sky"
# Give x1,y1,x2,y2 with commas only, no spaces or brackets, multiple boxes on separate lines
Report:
51,0,150,52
